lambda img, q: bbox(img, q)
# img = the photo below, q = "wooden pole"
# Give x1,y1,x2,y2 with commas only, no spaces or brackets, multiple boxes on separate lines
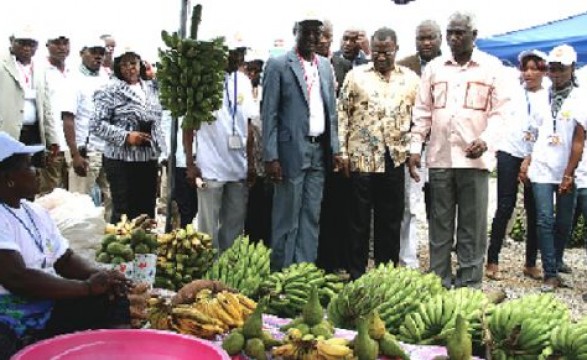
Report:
165,0,189,232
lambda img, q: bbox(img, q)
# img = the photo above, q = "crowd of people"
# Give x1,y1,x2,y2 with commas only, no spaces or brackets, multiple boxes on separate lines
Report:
1,9,587,357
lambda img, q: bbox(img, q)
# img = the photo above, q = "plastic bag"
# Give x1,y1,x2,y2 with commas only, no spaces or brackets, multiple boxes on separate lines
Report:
36,189,106,260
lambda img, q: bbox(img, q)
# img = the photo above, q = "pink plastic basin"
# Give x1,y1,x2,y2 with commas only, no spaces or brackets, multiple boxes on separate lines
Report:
12,329,230,360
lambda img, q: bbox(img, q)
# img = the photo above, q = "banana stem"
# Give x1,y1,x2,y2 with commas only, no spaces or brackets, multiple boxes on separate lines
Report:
190,4,202,40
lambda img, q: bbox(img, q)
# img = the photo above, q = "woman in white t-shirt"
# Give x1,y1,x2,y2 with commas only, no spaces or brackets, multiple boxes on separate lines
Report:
521,45,587,292
0,132,131,359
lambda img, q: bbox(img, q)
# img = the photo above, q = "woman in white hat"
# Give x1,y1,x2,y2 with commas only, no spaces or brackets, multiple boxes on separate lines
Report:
486,50,549,281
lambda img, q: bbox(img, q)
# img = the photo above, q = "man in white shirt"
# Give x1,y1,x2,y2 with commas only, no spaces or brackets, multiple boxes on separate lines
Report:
0,26,58,168
184,43,255,252
61,39,111,221
39,33,73,194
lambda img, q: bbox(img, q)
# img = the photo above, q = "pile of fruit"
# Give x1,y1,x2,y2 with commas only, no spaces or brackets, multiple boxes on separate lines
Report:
258,262,345,318
96,214,158,264
222,302,282,359
327,263,444,330
157,4,227,129
203,236,270,298
149,288,256,339
542,317,587,359
397,287,491,346
155,225,216,290
488,293,570,359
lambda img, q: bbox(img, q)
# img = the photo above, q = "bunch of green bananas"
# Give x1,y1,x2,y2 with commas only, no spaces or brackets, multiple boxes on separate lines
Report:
154,224,216,290
489,293,570,359
541,317,587,359
157,5,227,130
327,263,444,330
203,236,271,298
259,262,345,318
509,211,526,243
397,287,492,346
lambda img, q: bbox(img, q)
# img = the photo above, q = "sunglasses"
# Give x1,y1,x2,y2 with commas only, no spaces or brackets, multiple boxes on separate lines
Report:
548,64,571,73
14,39,38,47
87,47,106,55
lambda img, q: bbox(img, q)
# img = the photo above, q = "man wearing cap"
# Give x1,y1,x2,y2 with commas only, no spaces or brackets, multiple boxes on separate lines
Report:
0,27,58,167
60,40,111,220
408,12,510,288
184,40,256,253
39,33,73,194
262,13,339,270
523,44,587,291
99,34,116,75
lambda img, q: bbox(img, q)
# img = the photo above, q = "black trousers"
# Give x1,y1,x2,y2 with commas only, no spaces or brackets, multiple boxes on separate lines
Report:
104,158,158,223
317,171,351,272
346,157,405,280
19,124,45,168
173,167,198,228
245,176,273,247
0,295,129,360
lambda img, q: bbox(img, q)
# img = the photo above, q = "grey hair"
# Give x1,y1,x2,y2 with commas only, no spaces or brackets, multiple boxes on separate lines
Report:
416,20,441,36
448,11,477,30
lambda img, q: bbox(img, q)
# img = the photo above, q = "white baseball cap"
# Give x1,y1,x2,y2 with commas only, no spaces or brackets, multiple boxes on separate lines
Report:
548,44,577,65
295,9,323,25
12,25,38,41
0,132,45,163
517,49,547,63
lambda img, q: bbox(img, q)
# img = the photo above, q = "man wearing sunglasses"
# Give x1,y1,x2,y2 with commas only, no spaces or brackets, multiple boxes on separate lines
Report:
60,40,112,221
0,26,58,171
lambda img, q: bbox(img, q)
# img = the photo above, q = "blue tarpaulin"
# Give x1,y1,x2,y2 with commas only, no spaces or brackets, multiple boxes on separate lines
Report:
477,12,587,66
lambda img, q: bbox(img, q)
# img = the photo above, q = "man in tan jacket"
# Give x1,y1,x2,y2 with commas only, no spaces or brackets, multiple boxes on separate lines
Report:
0,27,57,167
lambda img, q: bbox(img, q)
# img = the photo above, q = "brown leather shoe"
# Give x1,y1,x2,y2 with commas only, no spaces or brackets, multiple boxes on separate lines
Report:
523,266,542,280
486,263,502,281
541,277,562,292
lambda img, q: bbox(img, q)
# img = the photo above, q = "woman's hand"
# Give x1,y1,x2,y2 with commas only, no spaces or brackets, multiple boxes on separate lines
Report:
126,131,151,146
87,270,132,296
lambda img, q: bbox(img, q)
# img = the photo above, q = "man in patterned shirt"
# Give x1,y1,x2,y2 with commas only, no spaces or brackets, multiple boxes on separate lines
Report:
338,27,420,280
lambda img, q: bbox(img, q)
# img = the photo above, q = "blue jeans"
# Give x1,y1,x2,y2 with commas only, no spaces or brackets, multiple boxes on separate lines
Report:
532,183,577,279
576,188,587,256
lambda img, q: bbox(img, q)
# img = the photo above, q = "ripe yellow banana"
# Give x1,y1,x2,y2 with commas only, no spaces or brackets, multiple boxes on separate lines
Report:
316,339,353,359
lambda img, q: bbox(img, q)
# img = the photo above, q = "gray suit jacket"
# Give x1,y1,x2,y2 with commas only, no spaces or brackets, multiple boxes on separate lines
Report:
397,54,422,76
0,51,56,146
262,50,338,179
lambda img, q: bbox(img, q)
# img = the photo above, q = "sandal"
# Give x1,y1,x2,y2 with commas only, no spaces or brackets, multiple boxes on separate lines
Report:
523,266,542,280
485,263,502,281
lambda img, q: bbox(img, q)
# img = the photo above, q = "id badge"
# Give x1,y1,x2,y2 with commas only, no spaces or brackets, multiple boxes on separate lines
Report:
228,135,243,150
523,131,535,142
548,134,562,146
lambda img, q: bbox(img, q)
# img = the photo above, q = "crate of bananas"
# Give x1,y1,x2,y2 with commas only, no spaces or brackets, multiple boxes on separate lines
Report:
157,4,227,130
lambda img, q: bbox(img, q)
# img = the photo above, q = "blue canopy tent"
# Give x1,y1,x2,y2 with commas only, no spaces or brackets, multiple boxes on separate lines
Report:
477,12,587,66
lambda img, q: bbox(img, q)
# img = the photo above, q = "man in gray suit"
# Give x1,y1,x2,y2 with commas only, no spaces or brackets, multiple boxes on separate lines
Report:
262,14,339,271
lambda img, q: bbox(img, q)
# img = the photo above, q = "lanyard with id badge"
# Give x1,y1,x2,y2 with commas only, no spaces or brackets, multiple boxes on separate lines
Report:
548,90,563,146
523,91,538,143
226,73,243,150
1,203,50,269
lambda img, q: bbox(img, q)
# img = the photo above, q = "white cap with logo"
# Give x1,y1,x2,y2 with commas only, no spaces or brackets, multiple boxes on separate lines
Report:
548,44,577,65
0,132,45,162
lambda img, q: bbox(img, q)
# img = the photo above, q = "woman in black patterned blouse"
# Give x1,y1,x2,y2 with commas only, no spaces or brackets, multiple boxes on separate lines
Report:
90,51,165,223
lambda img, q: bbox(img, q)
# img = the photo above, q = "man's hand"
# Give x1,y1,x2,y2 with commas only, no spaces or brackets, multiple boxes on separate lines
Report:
126,131,151,146
408,154,422,182
265,160,282,183
465,139,488,159
334,155,350,177
72,153,89,177
247,164,257,188
186,163,202,188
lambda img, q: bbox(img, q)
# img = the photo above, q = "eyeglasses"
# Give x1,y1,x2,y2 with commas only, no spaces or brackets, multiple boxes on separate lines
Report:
120,60,139,68
87,47,106,55
446,29,469,37
14,39,38,47
372,50,396,57
548,64,571,73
